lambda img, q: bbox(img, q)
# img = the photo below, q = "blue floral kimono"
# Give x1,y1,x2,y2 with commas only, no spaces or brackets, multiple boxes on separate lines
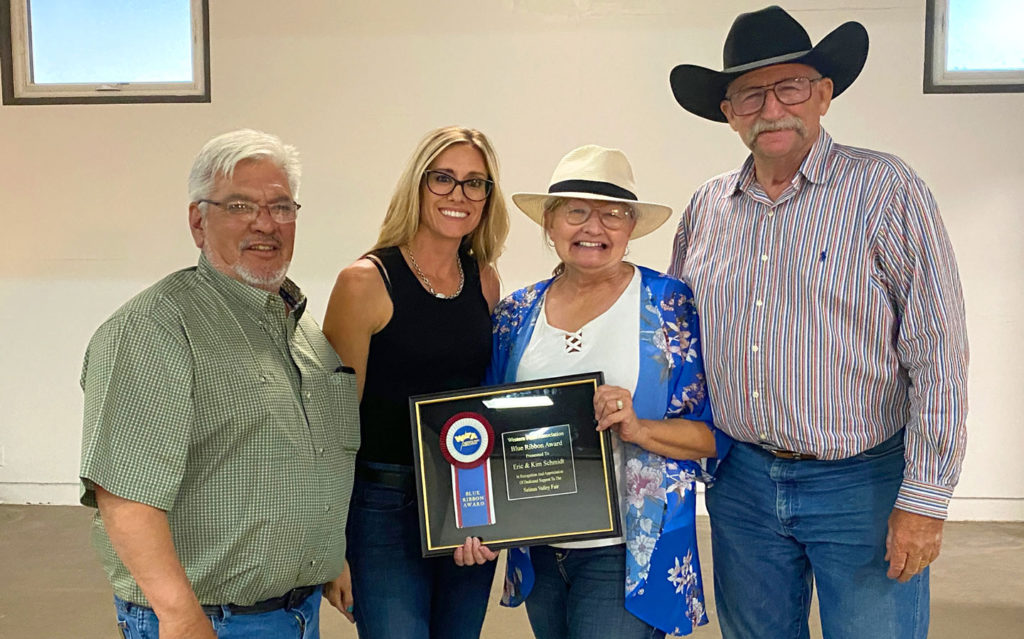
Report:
487,265,729,636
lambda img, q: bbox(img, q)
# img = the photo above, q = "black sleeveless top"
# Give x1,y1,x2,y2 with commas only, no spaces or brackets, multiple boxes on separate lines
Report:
359,246,492,465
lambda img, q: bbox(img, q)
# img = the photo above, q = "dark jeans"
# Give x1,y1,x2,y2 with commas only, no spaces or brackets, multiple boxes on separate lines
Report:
706,432,929,639
346,462,497,639
525,544,664,639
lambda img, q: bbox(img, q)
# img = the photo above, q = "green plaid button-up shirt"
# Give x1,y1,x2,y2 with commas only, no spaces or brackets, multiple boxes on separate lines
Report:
79,255,359,607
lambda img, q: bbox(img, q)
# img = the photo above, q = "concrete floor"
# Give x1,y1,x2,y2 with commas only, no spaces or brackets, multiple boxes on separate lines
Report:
1,505,1022,638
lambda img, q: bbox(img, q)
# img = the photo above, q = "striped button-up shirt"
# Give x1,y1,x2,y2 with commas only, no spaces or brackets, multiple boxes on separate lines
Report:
669,129,968,519
80,255,360,606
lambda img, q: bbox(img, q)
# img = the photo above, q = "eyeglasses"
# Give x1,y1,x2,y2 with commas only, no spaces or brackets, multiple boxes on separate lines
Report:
423,170,493,202
560,201,636,230
725,76,823,116
198,199,301,223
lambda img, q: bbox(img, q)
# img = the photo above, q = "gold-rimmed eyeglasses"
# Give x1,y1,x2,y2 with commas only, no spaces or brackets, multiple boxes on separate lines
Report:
559,201,635,230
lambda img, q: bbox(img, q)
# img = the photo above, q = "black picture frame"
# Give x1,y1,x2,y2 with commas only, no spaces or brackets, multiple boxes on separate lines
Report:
408,372,621,557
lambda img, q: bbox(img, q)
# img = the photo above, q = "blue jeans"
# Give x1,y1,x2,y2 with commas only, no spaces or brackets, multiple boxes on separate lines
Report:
706,431,929,639
525,544,664,639
113,588,322,638
345,462,497,639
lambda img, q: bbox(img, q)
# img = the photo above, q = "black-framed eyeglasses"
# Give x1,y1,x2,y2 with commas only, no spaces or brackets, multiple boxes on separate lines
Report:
423,170,493,202
725,76,823,116
198,199,301,223
560,201,635,230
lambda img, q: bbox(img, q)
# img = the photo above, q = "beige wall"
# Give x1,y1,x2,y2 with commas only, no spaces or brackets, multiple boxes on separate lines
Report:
1,0,1020,519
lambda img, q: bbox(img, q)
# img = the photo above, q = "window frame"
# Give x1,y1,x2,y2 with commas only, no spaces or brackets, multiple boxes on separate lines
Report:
1,0,210,105
924,0,1024,94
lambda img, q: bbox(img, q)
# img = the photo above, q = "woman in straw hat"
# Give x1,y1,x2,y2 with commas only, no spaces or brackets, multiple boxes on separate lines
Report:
322,126,510,638
480,145,725,638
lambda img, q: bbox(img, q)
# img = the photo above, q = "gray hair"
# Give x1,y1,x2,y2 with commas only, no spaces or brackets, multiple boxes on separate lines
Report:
187,129,301,203
541,197,568,277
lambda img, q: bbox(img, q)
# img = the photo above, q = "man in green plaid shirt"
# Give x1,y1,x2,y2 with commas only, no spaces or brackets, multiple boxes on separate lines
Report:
79,130,360,639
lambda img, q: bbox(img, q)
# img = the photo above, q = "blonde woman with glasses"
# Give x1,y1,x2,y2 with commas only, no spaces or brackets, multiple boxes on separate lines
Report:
322,126,509,639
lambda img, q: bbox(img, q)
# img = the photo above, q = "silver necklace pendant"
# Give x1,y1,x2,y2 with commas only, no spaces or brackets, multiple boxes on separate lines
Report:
405,246,464,300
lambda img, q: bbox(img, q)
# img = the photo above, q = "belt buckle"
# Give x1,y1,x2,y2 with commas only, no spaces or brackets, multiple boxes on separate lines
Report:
284,585,315,609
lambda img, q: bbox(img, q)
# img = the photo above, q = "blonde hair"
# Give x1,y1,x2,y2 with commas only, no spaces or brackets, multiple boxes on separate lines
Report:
373,126,509,267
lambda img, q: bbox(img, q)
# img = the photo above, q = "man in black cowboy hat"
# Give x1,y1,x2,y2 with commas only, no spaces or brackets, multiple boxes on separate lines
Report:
667,6,968,638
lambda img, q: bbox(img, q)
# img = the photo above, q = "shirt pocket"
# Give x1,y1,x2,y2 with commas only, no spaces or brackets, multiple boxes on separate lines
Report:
325,368,361,453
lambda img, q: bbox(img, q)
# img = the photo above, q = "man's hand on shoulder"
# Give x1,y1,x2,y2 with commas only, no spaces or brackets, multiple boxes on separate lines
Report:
884,508,944,583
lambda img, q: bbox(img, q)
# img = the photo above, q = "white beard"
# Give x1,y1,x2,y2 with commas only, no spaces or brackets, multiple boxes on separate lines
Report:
202,245,289,292
235,261,290,291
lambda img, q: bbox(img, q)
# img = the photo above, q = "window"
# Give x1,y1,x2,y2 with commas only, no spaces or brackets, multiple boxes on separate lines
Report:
1,0,209,105
925,0,1024,93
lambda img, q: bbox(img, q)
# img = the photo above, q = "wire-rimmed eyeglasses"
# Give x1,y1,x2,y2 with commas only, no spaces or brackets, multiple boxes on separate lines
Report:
725,76,823,116
198,199,301,223
423,170,493,202
559,201,636,230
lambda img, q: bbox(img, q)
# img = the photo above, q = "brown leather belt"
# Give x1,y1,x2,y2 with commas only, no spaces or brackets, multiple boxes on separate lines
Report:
759,445,817,461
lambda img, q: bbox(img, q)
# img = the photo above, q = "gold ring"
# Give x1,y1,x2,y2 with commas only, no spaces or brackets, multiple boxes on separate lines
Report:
616,399,624,410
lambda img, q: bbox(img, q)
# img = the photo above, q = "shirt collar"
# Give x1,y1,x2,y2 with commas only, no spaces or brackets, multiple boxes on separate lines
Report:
730,156,757,196
798,127,834,186
196,254,306,321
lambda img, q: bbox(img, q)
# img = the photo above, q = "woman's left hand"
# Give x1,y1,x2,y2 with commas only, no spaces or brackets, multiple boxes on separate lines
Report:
453,536,498,566
594,384,646,444
324,560,355,623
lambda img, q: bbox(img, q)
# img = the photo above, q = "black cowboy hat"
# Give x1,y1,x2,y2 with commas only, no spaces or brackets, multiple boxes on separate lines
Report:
669,5,869,122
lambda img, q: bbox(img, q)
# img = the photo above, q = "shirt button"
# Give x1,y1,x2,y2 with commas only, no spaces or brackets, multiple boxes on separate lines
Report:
766,210,775,218
309,560,317,567
760,432,768,439
751,345,759,353
305,391,312,399
761,254,769,262
317,447,325,455
259,375,268,383
756,299,764,307
752,391,760,399
325,504,331,512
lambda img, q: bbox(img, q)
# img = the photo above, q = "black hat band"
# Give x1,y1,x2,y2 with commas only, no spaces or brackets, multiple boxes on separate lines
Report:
548,179,637,201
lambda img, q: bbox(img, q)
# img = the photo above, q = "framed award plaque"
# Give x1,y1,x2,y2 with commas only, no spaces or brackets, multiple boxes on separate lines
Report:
408,372,621,557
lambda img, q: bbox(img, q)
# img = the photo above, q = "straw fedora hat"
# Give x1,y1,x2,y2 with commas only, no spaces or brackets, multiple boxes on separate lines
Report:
511,145,672,239
669,5,869,122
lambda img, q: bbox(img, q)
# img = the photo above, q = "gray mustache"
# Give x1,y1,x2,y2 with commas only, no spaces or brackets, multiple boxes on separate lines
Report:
748,116,807,140
240,235,281,249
